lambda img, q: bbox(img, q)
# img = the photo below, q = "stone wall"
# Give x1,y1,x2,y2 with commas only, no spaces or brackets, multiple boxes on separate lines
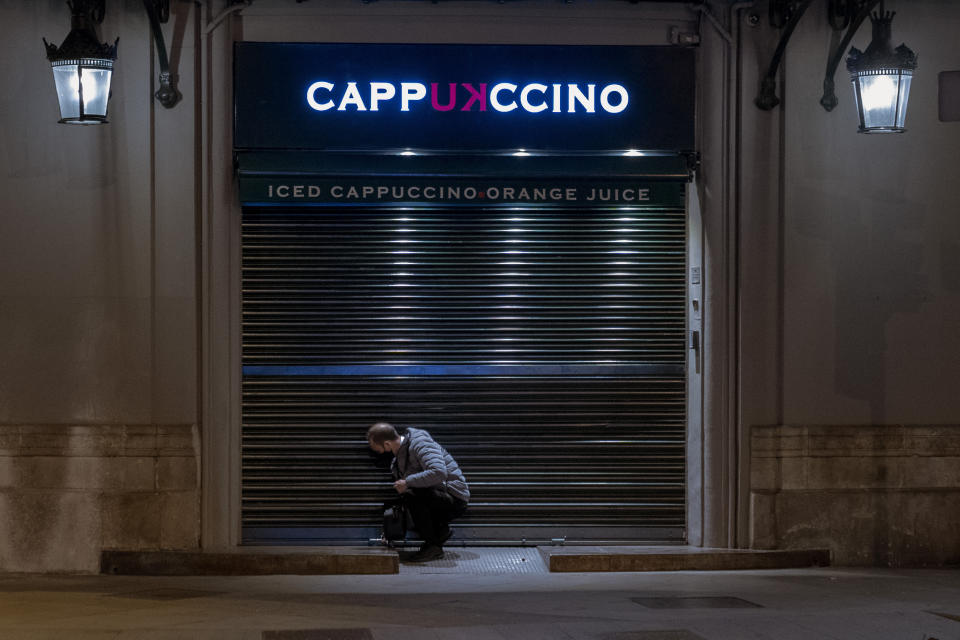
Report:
750,425,960,567
0,424,199,573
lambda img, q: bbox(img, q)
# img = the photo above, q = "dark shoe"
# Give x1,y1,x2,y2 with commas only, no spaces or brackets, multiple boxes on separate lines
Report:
404,545,444,563
439,527,453,545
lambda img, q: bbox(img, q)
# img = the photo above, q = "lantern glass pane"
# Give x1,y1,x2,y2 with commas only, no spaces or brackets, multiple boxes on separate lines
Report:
859,72,900,130
895,73,913,128
80,66,112,117
52,64,81,120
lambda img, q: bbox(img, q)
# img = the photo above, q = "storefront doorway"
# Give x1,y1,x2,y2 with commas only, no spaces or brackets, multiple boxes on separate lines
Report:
233,41,695,545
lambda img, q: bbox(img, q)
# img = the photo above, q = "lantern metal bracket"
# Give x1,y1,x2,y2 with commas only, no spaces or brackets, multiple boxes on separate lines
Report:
820,0,882,111
88,0,105,24
755,0,883,111
755,0,814,110
143,0,181,108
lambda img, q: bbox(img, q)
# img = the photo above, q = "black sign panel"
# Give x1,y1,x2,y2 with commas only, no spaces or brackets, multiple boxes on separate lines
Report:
234,43,695,153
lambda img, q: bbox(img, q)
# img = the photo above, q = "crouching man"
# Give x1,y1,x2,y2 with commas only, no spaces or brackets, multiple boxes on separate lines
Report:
367,421,469,562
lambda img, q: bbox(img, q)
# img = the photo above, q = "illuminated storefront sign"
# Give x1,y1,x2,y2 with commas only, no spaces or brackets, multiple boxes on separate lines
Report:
235,43,694,152
304,81,630,114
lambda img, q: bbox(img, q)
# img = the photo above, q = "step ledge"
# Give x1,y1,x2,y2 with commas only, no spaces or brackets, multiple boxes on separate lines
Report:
540,547,830,572
101,547,829,576
101,548,398,576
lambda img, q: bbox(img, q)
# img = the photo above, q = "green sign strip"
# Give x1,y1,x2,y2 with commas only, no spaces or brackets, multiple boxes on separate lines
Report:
240,177,685,207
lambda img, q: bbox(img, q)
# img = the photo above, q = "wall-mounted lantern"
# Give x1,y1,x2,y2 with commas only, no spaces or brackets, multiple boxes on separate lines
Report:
756,0,917,134
846,7,917,133
43,0,181,125
43,0,117,125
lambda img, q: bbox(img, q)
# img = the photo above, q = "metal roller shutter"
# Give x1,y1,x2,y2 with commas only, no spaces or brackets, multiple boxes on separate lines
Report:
241,203,686,544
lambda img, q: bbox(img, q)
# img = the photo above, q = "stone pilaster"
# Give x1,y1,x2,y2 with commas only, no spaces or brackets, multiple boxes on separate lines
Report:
0,424,199,573
750,425,960,566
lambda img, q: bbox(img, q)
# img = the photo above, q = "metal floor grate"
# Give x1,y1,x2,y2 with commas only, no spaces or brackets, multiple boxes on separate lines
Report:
107,588,223,601
399,547,549,575
631,596,763,609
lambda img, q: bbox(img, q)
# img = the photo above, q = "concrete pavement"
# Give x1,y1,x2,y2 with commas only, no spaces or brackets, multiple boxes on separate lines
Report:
0,549,957,639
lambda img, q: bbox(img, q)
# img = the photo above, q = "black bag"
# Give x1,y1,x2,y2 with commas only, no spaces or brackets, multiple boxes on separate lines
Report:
382,500,407,544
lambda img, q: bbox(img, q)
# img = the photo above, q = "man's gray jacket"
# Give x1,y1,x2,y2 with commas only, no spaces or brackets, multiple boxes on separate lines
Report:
392,427,470,503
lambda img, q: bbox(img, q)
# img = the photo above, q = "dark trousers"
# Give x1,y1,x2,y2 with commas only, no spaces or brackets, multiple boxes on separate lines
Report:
403,486,467,548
